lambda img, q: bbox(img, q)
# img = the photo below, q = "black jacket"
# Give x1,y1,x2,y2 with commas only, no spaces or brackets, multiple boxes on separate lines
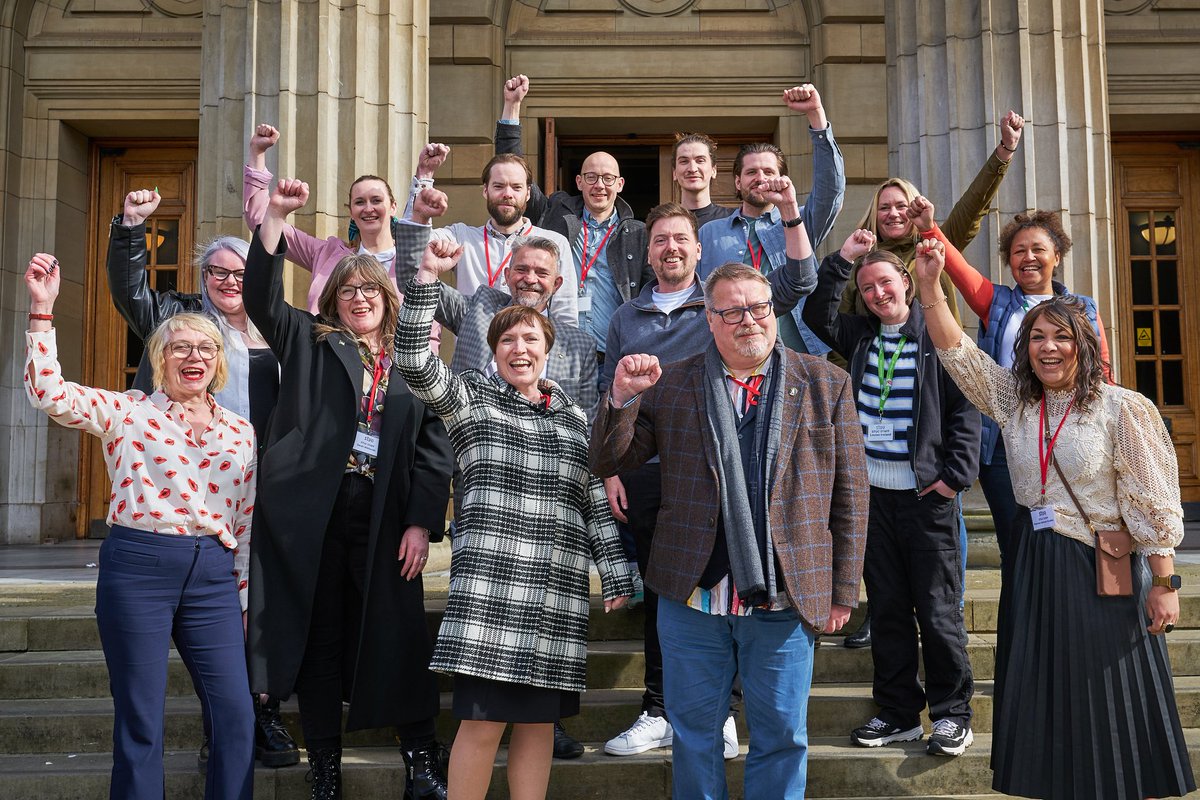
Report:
495,121,653,302
105,218,201,392
803,252,981,492
243,232,455,730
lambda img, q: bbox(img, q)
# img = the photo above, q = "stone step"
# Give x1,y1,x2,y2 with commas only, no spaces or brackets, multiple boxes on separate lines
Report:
7,586,1200,652
5,631,1200,700
5,675,1200,755
4,734,1200,799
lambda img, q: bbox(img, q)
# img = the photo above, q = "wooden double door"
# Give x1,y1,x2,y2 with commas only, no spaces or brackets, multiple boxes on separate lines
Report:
80,141,197,537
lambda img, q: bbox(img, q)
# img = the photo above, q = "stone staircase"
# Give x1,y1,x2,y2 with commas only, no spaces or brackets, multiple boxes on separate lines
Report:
3,538,1200,799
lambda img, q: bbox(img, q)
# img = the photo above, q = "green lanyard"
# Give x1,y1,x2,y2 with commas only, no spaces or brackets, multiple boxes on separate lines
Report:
875,334,907,414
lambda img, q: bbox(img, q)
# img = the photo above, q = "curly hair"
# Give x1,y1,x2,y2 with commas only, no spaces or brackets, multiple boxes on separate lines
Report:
998,210,1073,262
1012,296,1105,412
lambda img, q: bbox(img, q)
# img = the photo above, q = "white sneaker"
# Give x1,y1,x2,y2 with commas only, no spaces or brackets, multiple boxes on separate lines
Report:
722,715,739,760
604,711,673,756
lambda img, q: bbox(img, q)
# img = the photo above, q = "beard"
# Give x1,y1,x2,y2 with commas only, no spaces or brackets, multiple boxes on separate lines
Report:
741,187,770,209
511,282,551,310
731,325,771,360
488,198,525,227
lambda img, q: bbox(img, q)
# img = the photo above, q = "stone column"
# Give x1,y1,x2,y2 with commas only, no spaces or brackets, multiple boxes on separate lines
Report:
198,0,430,295
885,0,1113,331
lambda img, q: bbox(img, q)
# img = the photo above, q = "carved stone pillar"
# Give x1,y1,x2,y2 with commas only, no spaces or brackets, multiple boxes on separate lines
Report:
886,0,1113,317
198,0,430,274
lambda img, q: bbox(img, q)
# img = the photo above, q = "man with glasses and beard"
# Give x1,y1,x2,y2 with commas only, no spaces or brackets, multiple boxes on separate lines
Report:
409,152,578,322
697,85,845,356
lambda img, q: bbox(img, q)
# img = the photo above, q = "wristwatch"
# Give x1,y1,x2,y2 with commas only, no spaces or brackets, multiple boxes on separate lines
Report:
1152,574,1183,591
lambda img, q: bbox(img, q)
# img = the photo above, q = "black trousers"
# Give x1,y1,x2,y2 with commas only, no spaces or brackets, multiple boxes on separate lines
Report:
864,486,973,728
295,473,434,750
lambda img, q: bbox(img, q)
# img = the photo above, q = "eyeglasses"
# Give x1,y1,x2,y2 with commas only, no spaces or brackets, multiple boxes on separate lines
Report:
206,266,245,283
581,172,620,187
167,341,220,359
336,283,383,301
709,301,774,325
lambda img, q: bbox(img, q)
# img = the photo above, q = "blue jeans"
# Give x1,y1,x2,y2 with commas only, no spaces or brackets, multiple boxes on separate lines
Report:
96,526,253,800
658,596,815,800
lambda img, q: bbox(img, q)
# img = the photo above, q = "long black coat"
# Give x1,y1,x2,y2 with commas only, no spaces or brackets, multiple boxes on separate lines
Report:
243,233,454,731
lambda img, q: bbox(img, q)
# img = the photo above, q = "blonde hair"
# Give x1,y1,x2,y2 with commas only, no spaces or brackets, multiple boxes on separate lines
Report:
856,177,921,242
145,313,228,395
313,255,401,352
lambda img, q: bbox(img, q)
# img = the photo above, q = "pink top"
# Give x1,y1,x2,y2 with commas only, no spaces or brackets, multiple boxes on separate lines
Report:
243,165,440,347
25,330,256,610
922,223,1112,378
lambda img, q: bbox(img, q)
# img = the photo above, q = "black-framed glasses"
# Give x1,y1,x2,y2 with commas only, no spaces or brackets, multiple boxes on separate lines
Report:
167,341,220,359
336,282,383,301
709,301,774,325
206,266,245,283
581,172,620,187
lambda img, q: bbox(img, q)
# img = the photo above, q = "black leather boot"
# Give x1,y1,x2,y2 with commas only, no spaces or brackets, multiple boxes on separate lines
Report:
843,611,872,649
254,695,301,767
402,743,448,800
305,747,342,800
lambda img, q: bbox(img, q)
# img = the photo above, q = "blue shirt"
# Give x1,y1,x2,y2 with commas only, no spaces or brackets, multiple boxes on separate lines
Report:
572,210,624,352
698,124,846,355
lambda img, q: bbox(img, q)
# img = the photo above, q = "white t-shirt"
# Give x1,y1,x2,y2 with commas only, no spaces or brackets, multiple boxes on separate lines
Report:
652,284,696,315
998,293,1052,368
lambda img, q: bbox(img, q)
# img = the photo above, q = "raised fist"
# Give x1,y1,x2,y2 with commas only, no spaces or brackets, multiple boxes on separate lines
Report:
914,238,946,284
839,229,876,263
611,354,662,407
250,123,280,156
503,74,530,105
25,252,61,307
419,238,464,278
416,143,450,179
1000,111,1024,153
783,84,822,114
755,176,798,209
413,187,449,223
267,178,309,217
123,189,161,227
906,195,936,232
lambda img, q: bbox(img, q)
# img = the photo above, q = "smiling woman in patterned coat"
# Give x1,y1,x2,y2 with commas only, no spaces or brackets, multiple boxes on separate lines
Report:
394,237,635,800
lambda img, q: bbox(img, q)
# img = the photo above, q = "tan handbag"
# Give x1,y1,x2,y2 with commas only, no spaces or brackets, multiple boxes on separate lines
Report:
1054,459,1133,597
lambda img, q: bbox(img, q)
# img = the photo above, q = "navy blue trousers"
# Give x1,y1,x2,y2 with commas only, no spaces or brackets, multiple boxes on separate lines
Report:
96,525,253,800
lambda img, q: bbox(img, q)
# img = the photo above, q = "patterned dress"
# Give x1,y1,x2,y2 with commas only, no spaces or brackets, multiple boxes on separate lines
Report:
394,279,635,693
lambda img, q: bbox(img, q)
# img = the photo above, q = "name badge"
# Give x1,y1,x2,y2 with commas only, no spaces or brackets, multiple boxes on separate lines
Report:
353,430,380,458
576,293,592,314
866,420,894,442
1030,506,1057,531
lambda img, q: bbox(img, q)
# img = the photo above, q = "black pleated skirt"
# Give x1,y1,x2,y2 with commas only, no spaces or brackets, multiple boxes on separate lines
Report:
991,512,1195,799
451,673,580,723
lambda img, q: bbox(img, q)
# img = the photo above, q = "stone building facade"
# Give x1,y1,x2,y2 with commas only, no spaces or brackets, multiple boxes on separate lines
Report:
1,0,1198,542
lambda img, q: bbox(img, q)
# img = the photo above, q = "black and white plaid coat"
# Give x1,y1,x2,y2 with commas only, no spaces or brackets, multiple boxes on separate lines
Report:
395,278,636,691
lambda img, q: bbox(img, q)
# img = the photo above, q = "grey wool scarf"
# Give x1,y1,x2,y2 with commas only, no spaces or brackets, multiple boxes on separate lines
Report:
701,342,784,605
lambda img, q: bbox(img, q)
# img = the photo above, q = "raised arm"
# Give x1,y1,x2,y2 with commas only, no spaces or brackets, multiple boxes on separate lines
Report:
755,176,817,313
493,74,549,224
783,85,845,249
909,195,995,321
242,179,313,356
801,229,876,357
393,246,473,423
243,124,327,272
940,111,1023,250
25,254,129,435
107,189,180,341
589,354,663,479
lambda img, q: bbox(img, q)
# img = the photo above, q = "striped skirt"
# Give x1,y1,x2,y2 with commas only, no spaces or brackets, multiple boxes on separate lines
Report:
990,512,1195,799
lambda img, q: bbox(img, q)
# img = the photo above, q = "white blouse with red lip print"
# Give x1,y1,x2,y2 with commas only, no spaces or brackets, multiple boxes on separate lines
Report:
24,330,256,610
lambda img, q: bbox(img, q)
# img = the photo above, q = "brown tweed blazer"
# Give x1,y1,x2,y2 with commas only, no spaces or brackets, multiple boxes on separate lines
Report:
590,348,869,632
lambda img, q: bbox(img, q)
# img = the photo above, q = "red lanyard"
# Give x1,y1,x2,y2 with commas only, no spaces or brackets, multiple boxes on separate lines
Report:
1037,395,1074,500
362,352,387,428
745,232,764,272
579,219,616,288
483,224,532,287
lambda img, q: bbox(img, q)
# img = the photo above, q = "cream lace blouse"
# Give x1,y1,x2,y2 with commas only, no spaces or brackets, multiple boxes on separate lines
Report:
937,334,1183,555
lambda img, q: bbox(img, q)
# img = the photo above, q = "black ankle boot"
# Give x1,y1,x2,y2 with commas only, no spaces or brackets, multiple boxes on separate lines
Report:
254,695,301,767
402,743,448,800
305,747,342,800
